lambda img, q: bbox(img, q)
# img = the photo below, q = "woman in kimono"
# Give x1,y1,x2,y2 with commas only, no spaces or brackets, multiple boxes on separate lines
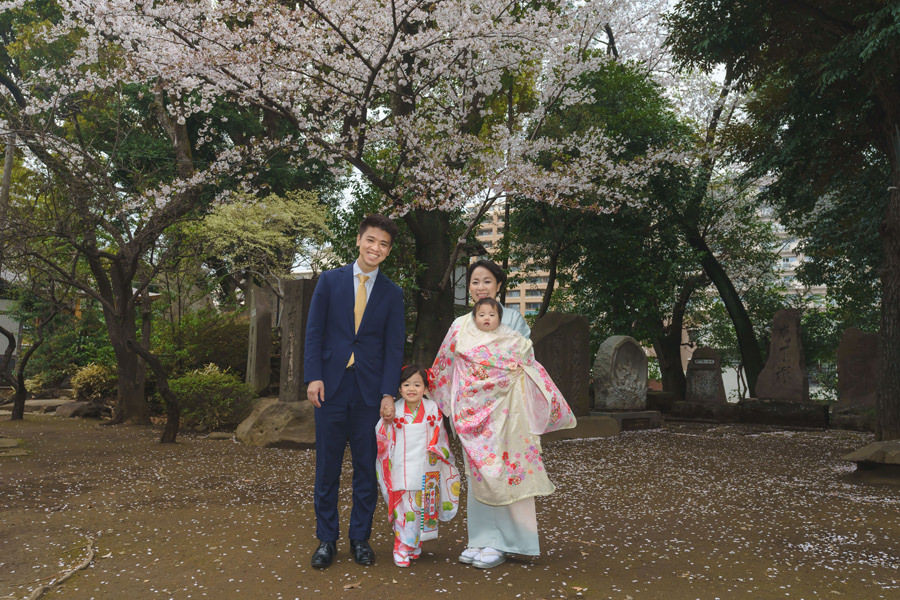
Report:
430,260,576,569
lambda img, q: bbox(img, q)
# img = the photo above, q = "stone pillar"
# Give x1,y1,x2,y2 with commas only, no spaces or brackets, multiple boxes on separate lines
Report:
246,284,275,394
532,313,591,416
755,309,809,402
279,277,318,403
592,336,648,410
685,347,727,405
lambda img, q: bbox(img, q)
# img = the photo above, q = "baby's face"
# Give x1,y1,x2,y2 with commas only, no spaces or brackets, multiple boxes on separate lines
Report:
475,307,500,332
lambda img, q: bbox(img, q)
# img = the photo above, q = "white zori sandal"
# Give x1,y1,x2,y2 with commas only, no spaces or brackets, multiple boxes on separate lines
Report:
472,547,506,569
458,547,481,564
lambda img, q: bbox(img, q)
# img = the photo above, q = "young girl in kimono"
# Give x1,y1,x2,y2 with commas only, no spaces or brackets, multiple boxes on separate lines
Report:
375,364,461,567
430,298,576,568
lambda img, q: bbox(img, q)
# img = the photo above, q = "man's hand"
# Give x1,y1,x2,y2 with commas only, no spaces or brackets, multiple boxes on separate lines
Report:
380,395,395,420
307,380,325,408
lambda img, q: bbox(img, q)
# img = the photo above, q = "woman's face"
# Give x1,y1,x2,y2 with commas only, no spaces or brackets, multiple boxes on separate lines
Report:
469,266,501,303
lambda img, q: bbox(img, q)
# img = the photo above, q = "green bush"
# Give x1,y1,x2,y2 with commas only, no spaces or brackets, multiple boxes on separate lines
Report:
71,363,118,404
25,308,116,386
167,364,255,432
153,308,250,378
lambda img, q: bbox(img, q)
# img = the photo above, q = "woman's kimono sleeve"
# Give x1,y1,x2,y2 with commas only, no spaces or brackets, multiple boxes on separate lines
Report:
429,321,460,418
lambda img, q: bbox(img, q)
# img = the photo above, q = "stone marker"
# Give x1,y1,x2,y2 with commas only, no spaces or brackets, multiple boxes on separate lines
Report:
592,335,647,410
279,278,317,404
755,309,809,402
836,327,879,408
532,312,591,416
685,347,727,405
236,397,315,448
246,283,275,395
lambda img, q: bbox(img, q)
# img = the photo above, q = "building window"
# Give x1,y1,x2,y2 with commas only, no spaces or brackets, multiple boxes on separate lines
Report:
506,290,520,298
526,288,544,297
477,228,493,237
525,302,541,312
506,302,521,310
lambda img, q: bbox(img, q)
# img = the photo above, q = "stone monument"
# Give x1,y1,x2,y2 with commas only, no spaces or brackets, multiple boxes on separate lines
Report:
532,312,591,416
592,335,648,411
836,327,879,408
754,309,809,402
246,283,275,394
685,347,727,405
279,277,318,403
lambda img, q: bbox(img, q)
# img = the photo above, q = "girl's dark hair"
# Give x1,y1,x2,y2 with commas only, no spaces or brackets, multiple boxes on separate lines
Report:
466,259,507,288
399,363,430,391
472,297,503,320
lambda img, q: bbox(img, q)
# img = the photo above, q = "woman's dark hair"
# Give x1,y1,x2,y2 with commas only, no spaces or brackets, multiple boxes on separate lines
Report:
399,363,430,391
472,297,503,320
466,259,506,288
358,214,399,245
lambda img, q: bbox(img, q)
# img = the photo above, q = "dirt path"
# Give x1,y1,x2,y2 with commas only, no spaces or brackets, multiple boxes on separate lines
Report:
1,416,898,600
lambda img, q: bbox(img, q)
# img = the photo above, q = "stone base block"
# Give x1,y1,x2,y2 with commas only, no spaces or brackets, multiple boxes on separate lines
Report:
646,391,676,413
830,406,876,432
591,410,662,431
667,401,740,422
738,398,829,428
542,416,620,442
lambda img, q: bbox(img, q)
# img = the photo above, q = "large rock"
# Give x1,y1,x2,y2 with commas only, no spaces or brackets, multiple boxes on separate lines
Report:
843,441,900,465
55,401,102,418
836,327,879,408
755,309,809,402
592,336,647,410
235,398,315,448
532,312,591,416
685,347,727,405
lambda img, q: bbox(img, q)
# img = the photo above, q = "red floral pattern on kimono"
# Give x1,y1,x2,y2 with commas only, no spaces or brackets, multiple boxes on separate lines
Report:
430,315,576,506
375,398,460,552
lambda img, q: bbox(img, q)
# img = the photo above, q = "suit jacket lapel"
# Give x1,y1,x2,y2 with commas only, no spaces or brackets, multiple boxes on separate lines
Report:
340,264,356,332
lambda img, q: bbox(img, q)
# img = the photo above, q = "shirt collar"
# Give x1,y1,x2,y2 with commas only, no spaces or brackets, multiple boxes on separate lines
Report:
353,260,379,281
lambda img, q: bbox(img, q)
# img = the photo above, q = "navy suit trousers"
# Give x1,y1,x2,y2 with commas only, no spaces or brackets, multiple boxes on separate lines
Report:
313,368,381,542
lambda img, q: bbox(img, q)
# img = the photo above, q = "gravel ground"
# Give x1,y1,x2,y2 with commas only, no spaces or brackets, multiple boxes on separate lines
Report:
1,415,898,600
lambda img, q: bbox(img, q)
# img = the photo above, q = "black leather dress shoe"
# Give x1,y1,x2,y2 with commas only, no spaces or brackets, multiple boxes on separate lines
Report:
311,541,336,569
349,539,375,566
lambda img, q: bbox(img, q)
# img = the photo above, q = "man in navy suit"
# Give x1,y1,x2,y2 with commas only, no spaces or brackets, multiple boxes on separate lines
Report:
304,214,405,568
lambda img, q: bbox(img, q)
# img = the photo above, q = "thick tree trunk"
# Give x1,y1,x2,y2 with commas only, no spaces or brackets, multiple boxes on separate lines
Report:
684,227,763,396
11,368,26,420
652,277,699,401
876,128,900,440
405,209,455,365
127,338,180,443
653,332,685,401
105,309,150,425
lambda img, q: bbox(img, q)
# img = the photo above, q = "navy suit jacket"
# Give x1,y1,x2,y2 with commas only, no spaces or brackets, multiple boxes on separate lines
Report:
304,264,405,406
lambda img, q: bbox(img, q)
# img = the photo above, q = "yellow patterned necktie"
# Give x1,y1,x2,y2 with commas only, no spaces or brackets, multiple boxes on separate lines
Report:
347,273,369,367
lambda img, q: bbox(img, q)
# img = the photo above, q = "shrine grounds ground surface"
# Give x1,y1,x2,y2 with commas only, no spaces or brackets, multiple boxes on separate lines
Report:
1,415,899,600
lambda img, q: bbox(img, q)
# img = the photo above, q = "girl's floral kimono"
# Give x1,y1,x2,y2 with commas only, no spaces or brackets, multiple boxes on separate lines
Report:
375,397,460,564
430,315,576,507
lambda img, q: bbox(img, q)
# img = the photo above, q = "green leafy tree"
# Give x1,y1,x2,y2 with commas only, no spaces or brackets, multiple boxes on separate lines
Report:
666,0,900,439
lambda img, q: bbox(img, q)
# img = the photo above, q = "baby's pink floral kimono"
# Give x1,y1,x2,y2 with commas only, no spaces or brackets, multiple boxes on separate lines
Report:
430,315,576,506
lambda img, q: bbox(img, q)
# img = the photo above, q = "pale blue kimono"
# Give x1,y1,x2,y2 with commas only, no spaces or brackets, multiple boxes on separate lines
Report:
465,305,541,555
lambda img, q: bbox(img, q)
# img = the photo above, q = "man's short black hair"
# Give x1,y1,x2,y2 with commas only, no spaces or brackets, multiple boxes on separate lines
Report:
358,214,399,245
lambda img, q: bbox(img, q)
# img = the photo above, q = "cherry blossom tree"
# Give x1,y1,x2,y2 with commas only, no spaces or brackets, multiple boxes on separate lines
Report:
39,0,669,360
